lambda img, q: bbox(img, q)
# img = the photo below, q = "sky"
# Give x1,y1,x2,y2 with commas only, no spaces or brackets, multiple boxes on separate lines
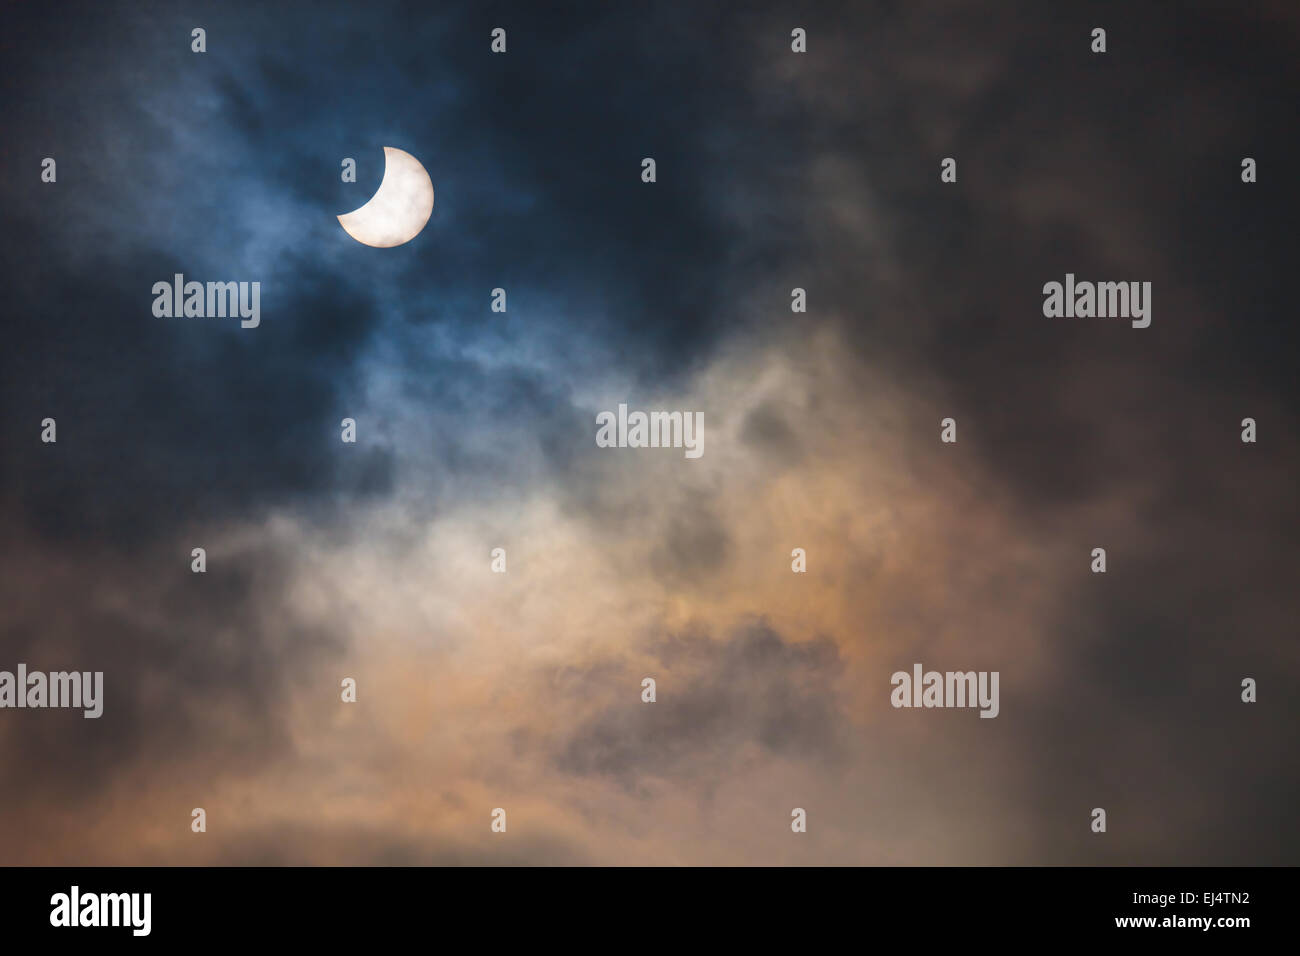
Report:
0,0,1297,865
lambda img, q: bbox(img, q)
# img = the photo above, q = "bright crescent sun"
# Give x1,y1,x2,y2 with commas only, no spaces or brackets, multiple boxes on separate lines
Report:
337,147,434,248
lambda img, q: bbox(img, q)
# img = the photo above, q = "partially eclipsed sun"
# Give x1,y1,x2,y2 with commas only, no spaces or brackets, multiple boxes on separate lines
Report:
337,147,434,248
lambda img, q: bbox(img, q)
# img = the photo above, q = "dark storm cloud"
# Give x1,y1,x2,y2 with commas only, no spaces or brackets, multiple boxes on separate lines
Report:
740,401,802,463
0,533,334,827
1,246,394,546
647,495,733,584
0,5,406,545
770,0,1300,515
1010,457,1300,865
719,0,1300,862
551,621,846,783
